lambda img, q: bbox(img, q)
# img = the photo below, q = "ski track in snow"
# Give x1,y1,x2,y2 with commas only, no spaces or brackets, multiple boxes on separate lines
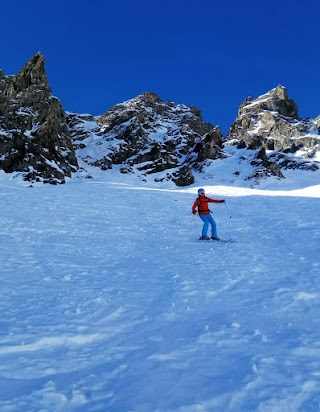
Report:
0,177,320,411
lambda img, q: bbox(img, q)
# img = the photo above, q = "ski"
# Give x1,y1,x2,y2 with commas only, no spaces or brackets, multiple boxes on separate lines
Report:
199,237,236,243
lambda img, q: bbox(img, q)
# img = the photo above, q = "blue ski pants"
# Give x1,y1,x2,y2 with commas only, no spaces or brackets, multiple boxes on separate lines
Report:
199,213,217,237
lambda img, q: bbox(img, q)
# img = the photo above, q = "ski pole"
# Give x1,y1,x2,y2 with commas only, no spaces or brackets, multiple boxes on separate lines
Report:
224,202,232,219
191,213,197,223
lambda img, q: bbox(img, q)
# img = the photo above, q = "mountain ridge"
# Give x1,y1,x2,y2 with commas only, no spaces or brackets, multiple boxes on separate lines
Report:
0,53,319,186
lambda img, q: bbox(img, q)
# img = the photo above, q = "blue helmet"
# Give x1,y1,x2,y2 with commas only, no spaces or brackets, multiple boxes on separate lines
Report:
198,188,205,195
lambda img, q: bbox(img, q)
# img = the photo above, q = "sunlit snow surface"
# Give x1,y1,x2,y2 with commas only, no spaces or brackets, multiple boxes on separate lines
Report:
0,166,320,412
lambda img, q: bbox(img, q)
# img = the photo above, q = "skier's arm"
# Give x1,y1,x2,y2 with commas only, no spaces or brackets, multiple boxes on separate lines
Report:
207,198,225,203
192,200,198,214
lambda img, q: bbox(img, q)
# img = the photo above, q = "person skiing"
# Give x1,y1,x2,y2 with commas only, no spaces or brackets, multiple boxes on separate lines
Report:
192,188,225,240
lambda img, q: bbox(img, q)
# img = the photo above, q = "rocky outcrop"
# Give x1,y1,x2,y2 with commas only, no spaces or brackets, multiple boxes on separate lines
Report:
250,148,284,179
237,85,298,119
193,127,223,163
225,85,319,175
67,92,223,185
314,115,320,131
0,52,78,183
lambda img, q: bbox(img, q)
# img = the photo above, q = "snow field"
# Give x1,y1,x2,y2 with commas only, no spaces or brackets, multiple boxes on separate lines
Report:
0,176,320,411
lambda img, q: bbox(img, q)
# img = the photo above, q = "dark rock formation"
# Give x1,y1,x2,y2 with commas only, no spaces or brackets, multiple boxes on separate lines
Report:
194,127,223,162
172,165,195,186
250,148,284,179
0,52,78,183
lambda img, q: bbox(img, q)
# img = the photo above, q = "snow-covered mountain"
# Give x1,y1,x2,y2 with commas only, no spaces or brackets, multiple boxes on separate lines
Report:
66,84,320,187
67,92,223,186
0,54,319,188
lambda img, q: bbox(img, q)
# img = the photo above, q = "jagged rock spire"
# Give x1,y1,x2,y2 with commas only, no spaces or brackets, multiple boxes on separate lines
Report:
0,53,78,184
14,52,49,91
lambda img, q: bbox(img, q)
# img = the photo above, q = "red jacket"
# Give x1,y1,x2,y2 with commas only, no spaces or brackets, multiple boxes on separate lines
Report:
192,195,223,215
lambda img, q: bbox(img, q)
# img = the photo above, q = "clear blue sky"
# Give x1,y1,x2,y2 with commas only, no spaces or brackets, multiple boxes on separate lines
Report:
1,0,319,134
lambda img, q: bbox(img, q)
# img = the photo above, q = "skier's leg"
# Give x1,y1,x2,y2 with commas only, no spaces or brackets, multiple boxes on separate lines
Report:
207,214,217,237
199,214,209,237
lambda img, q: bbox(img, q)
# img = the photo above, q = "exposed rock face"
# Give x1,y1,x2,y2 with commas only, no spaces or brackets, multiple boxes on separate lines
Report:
237,85,298,119
194,127,223,162
0,52,78,183
172,165,195,186
314,115,320,131
225,85,319,177
67,92,223,185
250,148,284,179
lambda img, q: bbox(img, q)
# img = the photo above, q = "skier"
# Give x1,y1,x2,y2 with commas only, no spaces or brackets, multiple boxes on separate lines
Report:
192,188,225,240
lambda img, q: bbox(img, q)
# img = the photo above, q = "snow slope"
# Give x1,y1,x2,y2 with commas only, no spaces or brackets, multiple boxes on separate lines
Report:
0,169,320,412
